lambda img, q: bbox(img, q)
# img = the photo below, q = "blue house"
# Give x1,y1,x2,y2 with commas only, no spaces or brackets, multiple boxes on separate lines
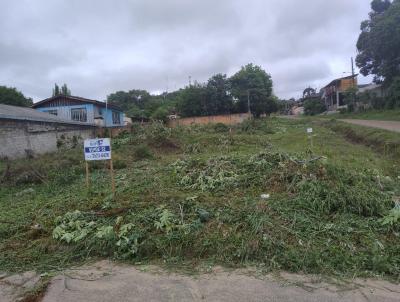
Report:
32,95,125,127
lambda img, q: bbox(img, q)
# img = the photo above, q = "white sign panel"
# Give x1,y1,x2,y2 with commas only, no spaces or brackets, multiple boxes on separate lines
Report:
84,138,111,161
307,128,313,134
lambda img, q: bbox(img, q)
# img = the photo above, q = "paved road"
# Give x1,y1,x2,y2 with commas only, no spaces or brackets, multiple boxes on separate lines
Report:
39,261,400,302
338,119,400,133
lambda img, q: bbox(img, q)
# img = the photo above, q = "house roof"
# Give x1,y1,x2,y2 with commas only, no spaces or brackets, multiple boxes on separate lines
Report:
32,95,123,111
323,74,358,89
0,104,95,126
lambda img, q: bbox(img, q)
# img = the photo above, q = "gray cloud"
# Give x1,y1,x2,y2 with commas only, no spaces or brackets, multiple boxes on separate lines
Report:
0,0,371,101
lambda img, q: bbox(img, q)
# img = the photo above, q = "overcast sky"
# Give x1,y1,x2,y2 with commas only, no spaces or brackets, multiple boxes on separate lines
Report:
1,0,373,102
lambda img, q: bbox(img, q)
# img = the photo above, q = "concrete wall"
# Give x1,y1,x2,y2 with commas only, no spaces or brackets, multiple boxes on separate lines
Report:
0,119,96,159
168,113,251,127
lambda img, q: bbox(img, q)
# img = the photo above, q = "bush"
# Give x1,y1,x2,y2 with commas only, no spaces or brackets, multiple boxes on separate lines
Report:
304,98,326,115
151,107,170,123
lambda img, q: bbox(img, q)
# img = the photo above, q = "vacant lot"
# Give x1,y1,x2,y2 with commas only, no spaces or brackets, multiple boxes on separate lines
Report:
0,118,399,282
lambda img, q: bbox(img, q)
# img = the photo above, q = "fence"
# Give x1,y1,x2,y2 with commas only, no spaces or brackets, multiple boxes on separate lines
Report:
168,113,251,127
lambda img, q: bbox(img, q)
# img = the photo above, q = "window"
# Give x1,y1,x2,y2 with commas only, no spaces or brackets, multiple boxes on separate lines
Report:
112,111,120,125
71,108,87,122
44,110,58,116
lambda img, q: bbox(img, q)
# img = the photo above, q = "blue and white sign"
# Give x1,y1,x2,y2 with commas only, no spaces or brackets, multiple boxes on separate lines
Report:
84,138,111,161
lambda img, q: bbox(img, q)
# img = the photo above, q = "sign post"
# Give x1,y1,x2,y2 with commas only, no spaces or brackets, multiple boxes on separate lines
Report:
307,128,313,150
84,138,115,196
85,161,90,190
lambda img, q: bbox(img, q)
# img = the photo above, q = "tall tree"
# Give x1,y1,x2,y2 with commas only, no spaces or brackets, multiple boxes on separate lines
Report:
61,84,71,96
229,63,274,117
206,74,233,115
176,83,208,117
356,0,400,84
52,83,71,96
52,84,60,96
107,90,151,110
0,86,33,107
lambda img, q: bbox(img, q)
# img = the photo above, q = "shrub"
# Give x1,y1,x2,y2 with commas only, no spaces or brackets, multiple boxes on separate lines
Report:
151,107,170,123
304,98,326,115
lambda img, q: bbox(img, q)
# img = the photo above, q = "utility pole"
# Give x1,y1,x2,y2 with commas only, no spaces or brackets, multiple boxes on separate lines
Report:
188,76,192,87
351,57,356,108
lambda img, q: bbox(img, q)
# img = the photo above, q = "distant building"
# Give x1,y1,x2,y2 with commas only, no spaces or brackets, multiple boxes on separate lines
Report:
0,104,96,159
358,83,385,97
321,75,358,111
32,95,124,127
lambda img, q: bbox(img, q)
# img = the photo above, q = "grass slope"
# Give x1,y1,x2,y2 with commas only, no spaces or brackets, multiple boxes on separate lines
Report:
325,120,400,157
0,119,399,280
321,110,400,121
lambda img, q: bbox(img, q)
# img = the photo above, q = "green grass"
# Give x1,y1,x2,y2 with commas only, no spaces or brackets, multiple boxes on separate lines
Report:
323,119,400,158
0,119,399,280
320,109,400,121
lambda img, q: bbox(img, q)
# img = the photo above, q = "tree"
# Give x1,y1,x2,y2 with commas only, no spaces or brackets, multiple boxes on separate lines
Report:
106,90,152,115
176,83,208,117
0,86,33,107
61,84,71,96
303,87,316,98
53,84,60,96
151,106,170,123
52,83,71,96
342,87,359,112
206,74,233,115
356,0,400,84
229,63,274,117
371,0,391,13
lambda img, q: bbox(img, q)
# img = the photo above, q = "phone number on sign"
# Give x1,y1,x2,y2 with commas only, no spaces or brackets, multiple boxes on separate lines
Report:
86,152,111,159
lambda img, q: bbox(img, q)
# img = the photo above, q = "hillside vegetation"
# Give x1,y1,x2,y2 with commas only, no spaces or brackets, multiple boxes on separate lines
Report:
0,118,399,280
